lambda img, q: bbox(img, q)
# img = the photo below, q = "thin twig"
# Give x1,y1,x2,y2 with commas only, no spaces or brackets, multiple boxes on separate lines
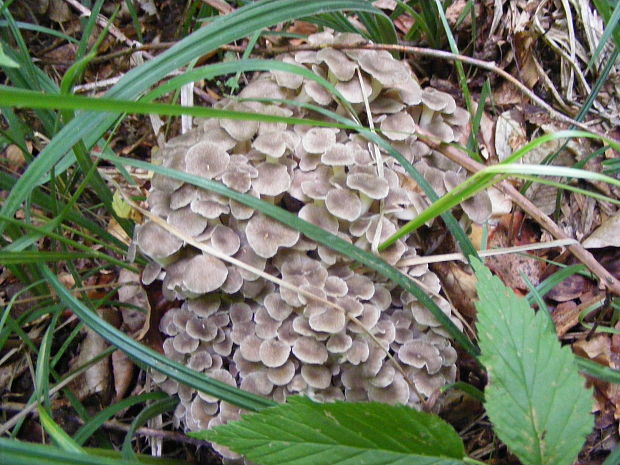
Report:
63,0,152,57
397,238,578,267
416,129,620,296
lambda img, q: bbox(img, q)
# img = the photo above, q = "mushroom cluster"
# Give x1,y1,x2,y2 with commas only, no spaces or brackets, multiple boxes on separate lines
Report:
137,31,481,460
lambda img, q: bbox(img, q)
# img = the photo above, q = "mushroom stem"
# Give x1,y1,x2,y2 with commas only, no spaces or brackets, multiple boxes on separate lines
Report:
332,165,346,182
418,107,435,129
358,192,374,216
313,198,326,209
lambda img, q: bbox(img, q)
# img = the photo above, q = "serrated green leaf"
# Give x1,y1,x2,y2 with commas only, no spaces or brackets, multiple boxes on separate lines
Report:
473,259,593,465
198,396,468,465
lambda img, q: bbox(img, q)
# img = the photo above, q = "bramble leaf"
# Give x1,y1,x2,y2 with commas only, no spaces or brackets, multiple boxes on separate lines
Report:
196,396,468,465
473,259,593,465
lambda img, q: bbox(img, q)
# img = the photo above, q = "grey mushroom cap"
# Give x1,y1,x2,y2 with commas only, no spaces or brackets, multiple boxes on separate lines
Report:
411,368,447,397
169,184,197,210
188,350,213,372
185,142,230,179
399,340,443,374
302,128,337,154
181,254,228,295
303,80,333,106
301,364,332,389
252,162,291,196
142,262,162,285
369,364,396,388
187,295,220,318
186,316,218,341
245,213,300,258
335,74,373,104
308,307,346,334
239,334,263,363
172,332,199,354
346,339,370,365
273,55,304,89
234,244,267,281
322,143,356,166
292,336,329,364
167,207,208,237
346,173,389,200
259,338,291,368
325,188,362,222
370,95,406,114
191,199,230,219
264,293,294,321
240,371,274,396
267,359,296,385
295,50,319,64
345,274,375,300
253,131,287,158
380,111,416,141
220,267,243,294
421,87,455,112
229,302,253,324
357,50,412,87
326,332,353,353
135,221,183,261
298,204,339,234
324,275,348,297
367,373,410,404
443,171,492,223
210,224,241,256
220,104,259,141
317,48,358,81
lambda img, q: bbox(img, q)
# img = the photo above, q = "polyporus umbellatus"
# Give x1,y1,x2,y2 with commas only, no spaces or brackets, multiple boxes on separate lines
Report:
136,30,487,461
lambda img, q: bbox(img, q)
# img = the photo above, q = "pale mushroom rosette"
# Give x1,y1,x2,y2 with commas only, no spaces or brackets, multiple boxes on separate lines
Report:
137,31,481,460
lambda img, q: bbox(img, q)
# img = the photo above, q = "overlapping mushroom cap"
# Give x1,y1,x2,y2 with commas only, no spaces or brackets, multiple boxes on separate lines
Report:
136,30,480,461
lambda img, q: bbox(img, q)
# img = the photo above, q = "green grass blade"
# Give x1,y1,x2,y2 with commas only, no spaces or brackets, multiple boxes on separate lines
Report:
526,264,588,306
466,79,490,159
74,392,169,445
0,85,348,130
588,0,620,69
35,312,59,408
38,406,85,454
0,20,78,43
123,0,143,43
357,10,398,44
0,251,101,264
0,437,150,465
39,264,276,412
121,397,178,460
432,0,474,115
576,357,620,384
